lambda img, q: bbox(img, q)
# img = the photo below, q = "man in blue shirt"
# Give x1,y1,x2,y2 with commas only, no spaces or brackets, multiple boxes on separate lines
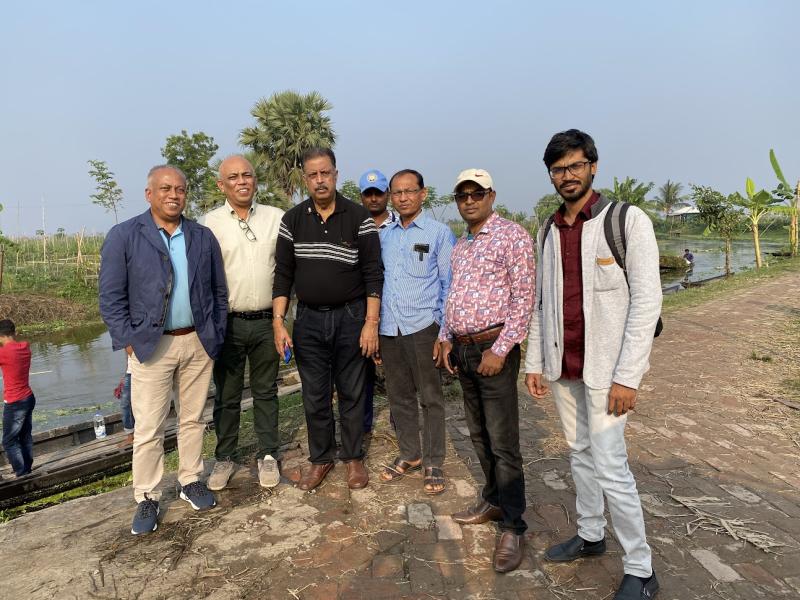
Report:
100,165,228,535
377,169,456,494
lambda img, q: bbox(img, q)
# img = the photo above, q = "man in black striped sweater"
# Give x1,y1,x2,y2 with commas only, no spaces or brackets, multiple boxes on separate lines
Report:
272,147,383,491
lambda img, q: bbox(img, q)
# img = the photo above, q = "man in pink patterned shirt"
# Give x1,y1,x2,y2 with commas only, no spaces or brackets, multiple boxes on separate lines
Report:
436,168,535,573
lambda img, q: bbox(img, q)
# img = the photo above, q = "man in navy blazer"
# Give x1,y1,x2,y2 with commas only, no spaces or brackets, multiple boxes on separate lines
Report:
99,165,228,535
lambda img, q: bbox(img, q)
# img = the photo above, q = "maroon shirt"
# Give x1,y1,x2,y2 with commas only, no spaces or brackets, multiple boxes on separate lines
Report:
552,192,599,379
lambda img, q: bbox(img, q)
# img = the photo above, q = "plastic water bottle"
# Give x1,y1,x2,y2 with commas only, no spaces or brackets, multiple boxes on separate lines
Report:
94,412,107,439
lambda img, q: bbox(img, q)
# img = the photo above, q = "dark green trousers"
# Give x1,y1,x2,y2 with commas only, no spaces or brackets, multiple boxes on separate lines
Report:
213,316,280,460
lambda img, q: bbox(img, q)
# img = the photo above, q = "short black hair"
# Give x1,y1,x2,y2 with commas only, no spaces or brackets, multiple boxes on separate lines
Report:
543,129,598,168
685,248,691,252
389,169,424,189
0,319,16,336
301,146,336,168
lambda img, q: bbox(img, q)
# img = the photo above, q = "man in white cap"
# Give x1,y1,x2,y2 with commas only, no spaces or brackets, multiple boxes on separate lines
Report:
438,169,535,573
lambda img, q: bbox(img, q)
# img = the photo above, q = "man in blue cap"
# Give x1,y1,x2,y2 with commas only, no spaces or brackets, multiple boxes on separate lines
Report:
358,169,395,433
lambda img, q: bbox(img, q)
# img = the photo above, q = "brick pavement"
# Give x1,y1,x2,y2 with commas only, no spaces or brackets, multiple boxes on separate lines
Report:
1,272,798,599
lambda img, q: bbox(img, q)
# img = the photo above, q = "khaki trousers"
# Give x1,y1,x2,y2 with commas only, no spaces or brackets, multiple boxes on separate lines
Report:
129,332,213,503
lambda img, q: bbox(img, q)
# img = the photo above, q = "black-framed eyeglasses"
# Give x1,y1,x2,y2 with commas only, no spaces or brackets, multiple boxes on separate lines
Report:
454,189,492,203
238,218,257,242
548,160,593,179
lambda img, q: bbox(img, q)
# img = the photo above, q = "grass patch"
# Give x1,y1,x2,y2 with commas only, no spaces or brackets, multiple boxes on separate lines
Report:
749,351,773,363
662,256,800,314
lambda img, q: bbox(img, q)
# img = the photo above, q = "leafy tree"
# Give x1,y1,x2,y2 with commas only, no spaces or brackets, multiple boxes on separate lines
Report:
422,186,454,221
88,160,124,223
691,185,743,275
601,176,656,215
340,179,362,204
731,178,783,268
770,149,799,257
654,180,687,234
161,130,219,217
534,193,562,222
240,90,336,203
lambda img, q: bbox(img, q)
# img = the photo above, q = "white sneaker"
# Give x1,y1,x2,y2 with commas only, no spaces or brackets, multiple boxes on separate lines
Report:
207,458,236,491
257,454,280,488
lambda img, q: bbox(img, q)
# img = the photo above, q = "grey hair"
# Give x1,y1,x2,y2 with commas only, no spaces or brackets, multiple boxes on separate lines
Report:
147,164,187,186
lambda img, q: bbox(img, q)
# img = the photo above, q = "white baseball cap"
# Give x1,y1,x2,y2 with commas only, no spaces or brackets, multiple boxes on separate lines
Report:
454,168,493,191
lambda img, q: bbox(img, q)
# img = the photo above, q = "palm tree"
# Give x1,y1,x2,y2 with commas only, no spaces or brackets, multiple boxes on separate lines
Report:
603,177,657,219
240,90,336,203
655,180,686,234
770,149,799,257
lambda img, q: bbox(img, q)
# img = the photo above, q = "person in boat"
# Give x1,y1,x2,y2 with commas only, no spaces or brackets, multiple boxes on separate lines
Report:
437,168,535,574
0,319,36,478
376,169,455,495
682,248,694,266
201,155,285,491
99,165,228,535
525,129,661,600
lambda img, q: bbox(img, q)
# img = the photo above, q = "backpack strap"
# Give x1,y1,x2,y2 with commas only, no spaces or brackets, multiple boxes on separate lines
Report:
603,201,630,272
537,214,556,310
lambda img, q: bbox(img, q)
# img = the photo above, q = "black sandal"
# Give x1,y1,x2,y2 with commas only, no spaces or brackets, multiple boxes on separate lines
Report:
424,467,446,495
380,457,422,482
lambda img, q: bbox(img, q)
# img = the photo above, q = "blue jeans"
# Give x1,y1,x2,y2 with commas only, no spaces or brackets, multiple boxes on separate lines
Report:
3,394,36,476
120,373,135,433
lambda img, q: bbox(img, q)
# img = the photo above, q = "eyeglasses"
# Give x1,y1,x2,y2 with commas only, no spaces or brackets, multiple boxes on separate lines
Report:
390,188,422,199
548,160,592,179
238,218,257,242
303,169,335,180
454,189,492,203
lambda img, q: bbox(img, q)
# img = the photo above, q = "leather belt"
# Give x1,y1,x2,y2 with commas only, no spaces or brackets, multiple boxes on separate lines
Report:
454,324,504,345
229,309,273,320
164,326,196,336
300,301,348,312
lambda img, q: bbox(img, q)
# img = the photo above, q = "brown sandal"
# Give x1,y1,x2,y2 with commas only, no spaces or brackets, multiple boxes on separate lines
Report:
380,457,422,482
424,467,446,495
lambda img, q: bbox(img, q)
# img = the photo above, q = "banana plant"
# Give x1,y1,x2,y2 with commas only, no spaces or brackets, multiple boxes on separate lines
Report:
769,149,799,257
731,179,782,268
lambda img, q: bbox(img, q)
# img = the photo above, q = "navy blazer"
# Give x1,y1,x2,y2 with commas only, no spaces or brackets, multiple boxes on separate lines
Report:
99,210,228,363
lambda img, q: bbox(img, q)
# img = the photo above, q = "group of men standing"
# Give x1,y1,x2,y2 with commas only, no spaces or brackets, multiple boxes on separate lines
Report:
99,129,662,600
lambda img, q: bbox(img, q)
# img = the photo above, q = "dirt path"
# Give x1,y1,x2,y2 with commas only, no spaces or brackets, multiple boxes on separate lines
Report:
1,272,799,599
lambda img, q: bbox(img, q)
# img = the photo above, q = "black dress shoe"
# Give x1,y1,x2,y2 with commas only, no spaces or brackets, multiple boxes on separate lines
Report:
545,534,606,562
452,500,503,525
614,572,659,599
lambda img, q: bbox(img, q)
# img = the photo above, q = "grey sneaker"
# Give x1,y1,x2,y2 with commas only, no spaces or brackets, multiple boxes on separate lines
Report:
257,454,280,488
180,481,216,511
207,458,237,491
131,497,160,535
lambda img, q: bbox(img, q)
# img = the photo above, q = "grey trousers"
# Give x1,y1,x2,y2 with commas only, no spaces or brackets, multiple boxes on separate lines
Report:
379,323,446,468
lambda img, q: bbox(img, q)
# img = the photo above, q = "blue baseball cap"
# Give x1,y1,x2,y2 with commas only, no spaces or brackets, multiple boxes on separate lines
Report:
358,169,389,193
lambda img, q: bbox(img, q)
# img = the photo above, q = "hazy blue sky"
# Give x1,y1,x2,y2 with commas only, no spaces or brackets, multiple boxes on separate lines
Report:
1,0,798,235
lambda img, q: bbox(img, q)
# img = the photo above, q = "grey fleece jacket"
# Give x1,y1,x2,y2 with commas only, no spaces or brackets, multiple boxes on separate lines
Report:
524,196,662,389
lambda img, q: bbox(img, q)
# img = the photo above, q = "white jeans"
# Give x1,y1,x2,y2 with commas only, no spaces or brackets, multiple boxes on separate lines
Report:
550,378,652,577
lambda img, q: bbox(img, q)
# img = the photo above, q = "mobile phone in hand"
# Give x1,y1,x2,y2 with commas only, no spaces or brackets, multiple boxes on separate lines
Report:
283,345,293,364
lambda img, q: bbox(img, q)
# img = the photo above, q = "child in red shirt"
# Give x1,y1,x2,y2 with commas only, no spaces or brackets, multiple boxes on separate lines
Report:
0,319,36,476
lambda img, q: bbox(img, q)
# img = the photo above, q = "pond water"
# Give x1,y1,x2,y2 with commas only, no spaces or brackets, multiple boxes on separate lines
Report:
657,236,784,288
0,235,787,433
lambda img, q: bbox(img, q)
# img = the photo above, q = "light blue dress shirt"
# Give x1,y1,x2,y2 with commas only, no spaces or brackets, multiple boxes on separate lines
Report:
379,213,456,336
159,224,194,330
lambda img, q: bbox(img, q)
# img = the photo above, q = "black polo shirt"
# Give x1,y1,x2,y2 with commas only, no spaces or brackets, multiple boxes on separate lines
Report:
272,193,383,307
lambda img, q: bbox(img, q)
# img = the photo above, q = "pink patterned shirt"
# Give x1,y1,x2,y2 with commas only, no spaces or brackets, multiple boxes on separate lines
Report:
440,212,535,357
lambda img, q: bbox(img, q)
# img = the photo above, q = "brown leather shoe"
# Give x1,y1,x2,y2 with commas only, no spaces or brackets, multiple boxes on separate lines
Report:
493,531,524,573
345,459,369,489
451,500,503,525
297,462,334,491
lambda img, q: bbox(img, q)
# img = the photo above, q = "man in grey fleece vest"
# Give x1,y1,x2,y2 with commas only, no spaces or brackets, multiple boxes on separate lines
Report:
525,130,662,600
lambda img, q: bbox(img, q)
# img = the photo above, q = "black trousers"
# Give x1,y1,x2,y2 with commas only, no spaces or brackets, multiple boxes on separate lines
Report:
452,341,527,534
293,298,366,464
380,323,446,468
